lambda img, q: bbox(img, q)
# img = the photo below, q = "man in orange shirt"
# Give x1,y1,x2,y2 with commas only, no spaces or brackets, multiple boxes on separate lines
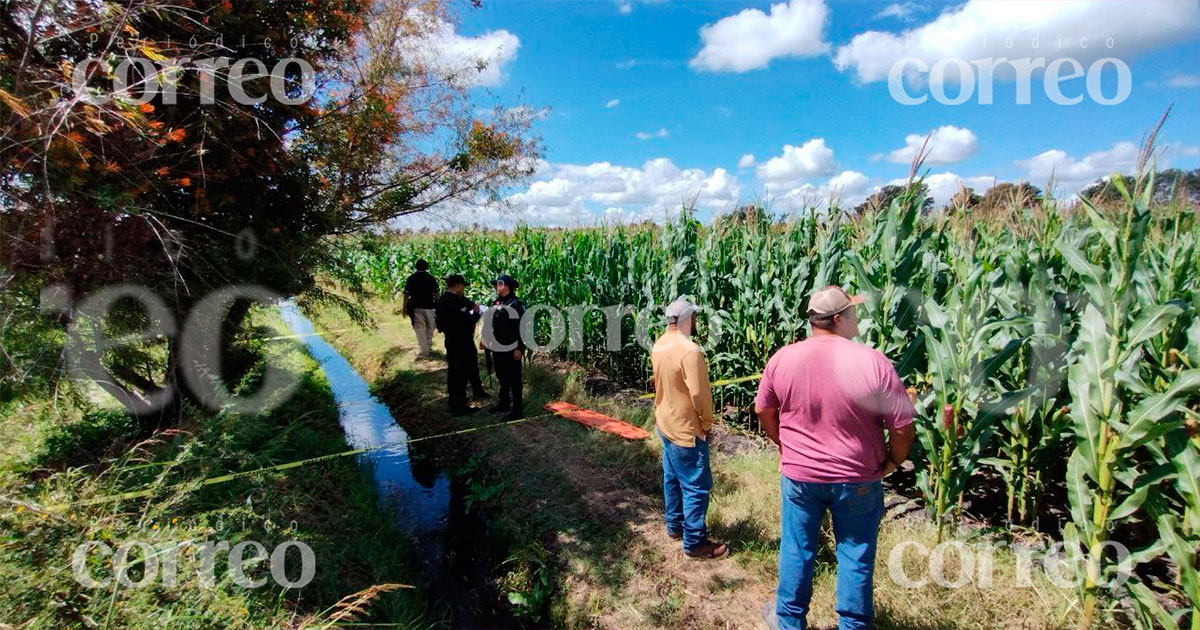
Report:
651,298,728,560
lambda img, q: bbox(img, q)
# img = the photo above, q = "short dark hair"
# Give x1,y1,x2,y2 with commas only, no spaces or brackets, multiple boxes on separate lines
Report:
415,259,429,271
809,314,837,330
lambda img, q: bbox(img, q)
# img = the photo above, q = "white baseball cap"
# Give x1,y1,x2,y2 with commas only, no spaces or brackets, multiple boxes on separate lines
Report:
807,285,865,318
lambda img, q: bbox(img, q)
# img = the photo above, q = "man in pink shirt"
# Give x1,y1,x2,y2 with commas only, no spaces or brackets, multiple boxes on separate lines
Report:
755,286,916,630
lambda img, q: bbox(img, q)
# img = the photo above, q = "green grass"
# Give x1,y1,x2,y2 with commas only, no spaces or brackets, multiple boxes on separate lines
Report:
0,307,433,629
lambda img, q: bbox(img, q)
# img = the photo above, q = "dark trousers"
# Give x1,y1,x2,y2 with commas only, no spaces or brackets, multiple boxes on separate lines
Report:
445,340,484,411
493,350,523,413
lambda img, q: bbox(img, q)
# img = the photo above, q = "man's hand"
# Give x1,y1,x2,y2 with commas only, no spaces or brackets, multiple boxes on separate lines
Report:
885,424,916,478
756,406,781,447
513,348,523,360
879,459,899,479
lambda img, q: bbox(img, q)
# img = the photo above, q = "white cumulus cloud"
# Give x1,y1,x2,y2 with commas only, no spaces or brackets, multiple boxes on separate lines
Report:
886,125,979,165
823,170,872,206
771,170,873,209
506,159,741,225
738,153,757,169
876,173,998,207
689,0,830,73
413,19,521,87
605,99,621,108
1015,141,1142,193
828,170,871,193
919,173,998,206
756,138,838,193
834,0,1200,84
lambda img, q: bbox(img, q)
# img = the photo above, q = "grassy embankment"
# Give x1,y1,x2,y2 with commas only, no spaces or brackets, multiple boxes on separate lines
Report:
0,306,433,629
305,291,1084,630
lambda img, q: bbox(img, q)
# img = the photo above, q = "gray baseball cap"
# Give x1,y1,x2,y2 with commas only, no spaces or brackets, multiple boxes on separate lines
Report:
665,297,698,323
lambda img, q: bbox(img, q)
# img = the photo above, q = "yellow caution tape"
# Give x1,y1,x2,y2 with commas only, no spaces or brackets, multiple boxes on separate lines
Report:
635,373,762,399
259,321,402,342
27,318,763,514
39,415,552,513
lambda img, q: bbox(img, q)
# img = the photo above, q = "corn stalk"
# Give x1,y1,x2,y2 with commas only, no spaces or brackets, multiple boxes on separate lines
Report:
984,241,1072,526
915,246,1034,541
1059,175,1200,629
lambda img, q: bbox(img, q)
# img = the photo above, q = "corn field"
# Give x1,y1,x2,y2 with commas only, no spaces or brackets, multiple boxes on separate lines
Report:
327,175,1200,630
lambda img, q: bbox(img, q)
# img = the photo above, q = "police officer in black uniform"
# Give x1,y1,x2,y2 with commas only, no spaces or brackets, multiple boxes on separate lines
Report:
436,274,486,415
486,274,525,421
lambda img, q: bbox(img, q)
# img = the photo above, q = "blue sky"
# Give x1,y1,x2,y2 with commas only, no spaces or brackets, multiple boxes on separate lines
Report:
410,0,1200,226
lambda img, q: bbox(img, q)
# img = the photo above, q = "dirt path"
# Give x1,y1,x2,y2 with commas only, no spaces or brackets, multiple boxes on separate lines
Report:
396,356,778,629
496,406,779,630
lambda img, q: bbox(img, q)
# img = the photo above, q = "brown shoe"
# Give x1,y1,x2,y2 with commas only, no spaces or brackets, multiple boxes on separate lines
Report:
684,539,729,560
667,530,683,540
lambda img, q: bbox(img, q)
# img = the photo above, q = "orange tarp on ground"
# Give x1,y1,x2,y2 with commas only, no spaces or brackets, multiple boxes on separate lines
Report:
544,402,651,440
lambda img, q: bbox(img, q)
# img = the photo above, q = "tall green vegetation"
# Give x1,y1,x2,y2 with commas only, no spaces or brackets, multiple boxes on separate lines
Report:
985,233,1072,527
914,248,1032,543
332,172,1199,629
1055,173,1200,629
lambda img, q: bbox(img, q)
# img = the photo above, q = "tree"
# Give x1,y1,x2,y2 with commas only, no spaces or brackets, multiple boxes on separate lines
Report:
1,0,538,425
977,182,1042,213
854,183,932,215
716,204,773,227
1081,168,1200,206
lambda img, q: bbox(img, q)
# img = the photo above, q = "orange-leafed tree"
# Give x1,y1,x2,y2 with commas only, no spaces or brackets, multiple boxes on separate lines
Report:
0,0,538,424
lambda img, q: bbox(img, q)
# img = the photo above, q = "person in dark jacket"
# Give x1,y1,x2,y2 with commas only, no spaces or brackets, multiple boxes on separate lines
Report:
403,259,439,357
484,274,526,421
436,274,487,415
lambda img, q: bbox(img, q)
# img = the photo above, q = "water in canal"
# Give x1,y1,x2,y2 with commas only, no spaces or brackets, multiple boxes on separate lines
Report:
278,303,451,533
278,303,509,627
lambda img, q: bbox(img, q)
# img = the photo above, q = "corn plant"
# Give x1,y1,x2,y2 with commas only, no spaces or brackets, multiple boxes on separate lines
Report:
914,252,1032,541
846,189,937,362
1131,430,1199,630
1057,175,1200,629
703,214,832,390
1128,316,1200,630
984,244,1072,526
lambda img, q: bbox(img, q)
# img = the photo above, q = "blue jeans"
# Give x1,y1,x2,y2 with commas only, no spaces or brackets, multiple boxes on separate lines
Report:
776,476,883,630
659,431,712,552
